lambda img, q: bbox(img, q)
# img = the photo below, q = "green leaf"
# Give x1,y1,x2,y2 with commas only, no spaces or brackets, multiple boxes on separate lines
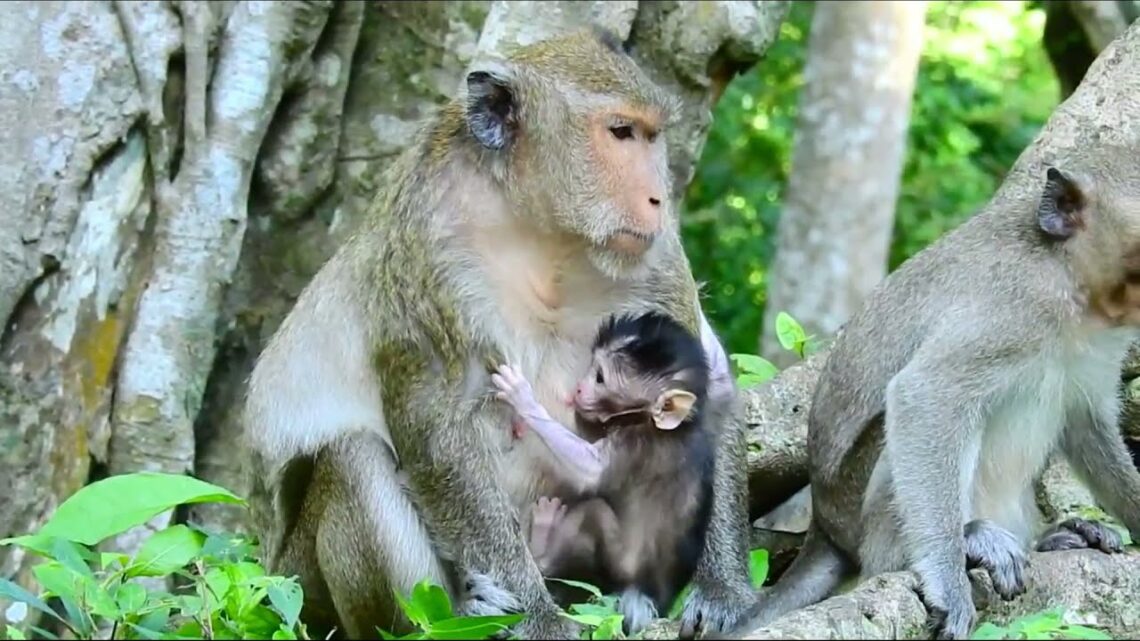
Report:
272,627,299,640
128,525,206,578
49,539,95,578
411,580,453,623
569,602,619,618
426,615,524,639
547,578,604,599
394,588,429,628
775,312,807,354
5,626,26,640
31,562,83,615
135,607,171,636
125,620,166,638
729,354,779,377
0,578,64,624
115,581,148,613
1,473,243,548
561,613,605,627
83,581,121,620
748,548,770,588
591,614,623,640
969,622,1007,640
267,582,304,630
666,583,692,619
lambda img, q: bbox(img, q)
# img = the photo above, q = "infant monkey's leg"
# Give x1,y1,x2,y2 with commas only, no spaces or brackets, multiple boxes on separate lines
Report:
528,497,624,580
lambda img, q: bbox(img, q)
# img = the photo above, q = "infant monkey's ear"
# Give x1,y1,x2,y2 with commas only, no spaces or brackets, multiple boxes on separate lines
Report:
652,389,697,431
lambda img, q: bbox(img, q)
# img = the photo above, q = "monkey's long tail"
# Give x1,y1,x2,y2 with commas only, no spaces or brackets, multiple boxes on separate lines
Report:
731,522,852,636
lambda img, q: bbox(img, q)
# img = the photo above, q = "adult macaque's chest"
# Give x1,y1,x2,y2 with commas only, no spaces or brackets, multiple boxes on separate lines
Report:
495,322,605,504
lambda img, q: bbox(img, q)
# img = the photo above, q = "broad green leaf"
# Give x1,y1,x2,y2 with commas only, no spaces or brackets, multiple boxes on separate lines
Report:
272,626,299,640
5,626,26,640
49,539,95,578
411,580,452,623
561,613,605,627
666,583,692,619
115,582,148,613
749,548,770,588
394,588,429,628
969,622,1006,640
729,353,779,378
775,312,807,354
136,607,171,635
33,562,91,636
0,578,64,624
83,581,121,620
569,602,619,618
100,552,130,570
268,582,304,629
591,614,623,640
2,473,242,547
548,578,603,599
27,627,58,641
737,373,774,389
426,615,523,639
128,525,206,578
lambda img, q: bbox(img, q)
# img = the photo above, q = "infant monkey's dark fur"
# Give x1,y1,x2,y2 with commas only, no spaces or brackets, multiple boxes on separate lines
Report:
492,312,715,631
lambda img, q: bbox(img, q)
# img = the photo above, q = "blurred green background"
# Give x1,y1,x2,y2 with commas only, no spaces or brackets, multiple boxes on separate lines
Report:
683,0,1059,355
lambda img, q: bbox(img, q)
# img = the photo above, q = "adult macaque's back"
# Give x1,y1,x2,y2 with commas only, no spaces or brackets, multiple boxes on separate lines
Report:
241,28,754,639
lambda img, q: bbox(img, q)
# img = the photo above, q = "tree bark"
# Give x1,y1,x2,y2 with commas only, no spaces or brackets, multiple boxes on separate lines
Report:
0,0,789,607
760,2,928,368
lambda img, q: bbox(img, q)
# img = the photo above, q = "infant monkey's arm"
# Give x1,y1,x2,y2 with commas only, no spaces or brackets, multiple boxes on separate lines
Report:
492,364,608,490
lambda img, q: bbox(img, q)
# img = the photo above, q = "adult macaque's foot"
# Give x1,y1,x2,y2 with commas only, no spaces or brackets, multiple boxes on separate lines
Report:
1036,517,1123,554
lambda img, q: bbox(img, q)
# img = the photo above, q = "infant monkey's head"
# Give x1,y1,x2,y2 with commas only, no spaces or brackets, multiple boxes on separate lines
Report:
574,311,709,431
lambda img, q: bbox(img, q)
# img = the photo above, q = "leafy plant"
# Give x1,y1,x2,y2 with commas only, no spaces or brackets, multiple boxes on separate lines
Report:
378,579,523,640
970,608,1112,640
773,312,817,359
0,472,307,641
729,353,780,389
729,311,817,390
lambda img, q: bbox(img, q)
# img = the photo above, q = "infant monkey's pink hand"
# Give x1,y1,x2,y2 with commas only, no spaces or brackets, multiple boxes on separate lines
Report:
491,364,539,414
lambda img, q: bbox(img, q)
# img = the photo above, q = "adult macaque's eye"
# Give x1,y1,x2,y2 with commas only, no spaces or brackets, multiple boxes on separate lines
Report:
609,125,634,141
596,369,605,384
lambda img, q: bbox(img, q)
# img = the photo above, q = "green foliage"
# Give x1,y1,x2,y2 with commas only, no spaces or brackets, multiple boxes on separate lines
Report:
0,473,305,641
730,311,814,389
970,608,1112,640
684,1,1059,354
379,579,523,640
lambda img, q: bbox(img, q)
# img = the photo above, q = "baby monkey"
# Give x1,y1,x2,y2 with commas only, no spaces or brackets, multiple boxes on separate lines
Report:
492,312,716,633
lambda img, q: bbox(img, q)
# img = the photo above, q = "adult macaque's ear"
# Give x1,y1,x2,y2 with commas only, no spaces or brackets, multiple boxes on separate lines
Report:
652,389,697,431
465,65,517,150
1038,167,1088,240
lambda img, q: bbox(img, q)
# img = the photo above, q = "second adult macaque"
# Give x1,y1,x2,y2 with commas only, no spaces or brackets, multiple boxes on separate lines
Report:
732,146,1140,640
492,312,715,634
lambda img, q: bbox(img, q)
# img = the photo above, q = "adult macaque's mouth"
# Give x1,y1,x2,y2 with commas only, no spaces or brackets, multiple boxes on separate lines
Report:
606,229,657,255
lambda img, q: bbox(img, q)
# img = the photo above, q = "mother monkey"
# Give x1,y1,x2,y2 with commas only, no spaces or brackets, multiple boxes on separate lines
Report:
242,28,753,639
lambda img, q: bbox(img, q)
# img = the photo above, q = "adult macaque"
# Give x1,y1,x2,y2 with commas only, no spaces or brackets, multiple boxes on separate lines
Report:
242,28,753,639
732,147,1140,640
492,311,716,634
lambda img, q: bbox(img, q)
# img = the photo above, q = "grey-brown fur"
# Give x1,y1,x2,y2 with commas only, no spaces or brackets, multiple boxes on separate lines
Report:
731,145,1140,640
495,312,717,635
241,28,753,640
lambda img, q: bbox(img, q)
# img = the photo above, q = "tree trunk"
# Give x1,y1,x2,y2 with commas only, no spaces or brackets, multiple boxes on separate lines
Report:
760,1,928,368
0,0,789,600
